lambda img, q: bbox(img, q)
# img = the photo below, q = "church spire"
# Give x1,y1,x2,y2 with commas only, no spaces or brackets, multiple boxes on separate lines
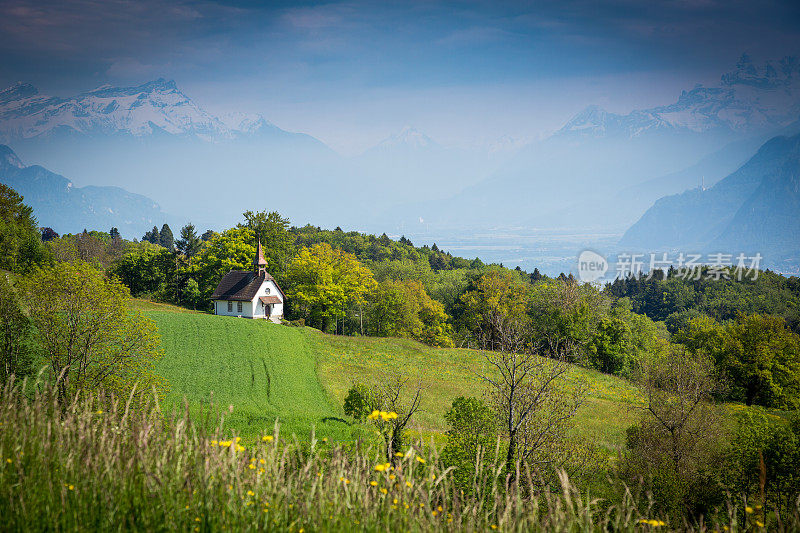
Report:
254,240,267,275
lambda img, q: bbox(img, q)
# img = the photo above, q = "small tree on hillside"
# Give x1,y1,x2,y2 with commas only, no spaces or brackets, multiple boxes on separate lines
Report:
441,396,498,493
344,375,423,462
622,346,724,517
480,308,586,480
20,261,164,404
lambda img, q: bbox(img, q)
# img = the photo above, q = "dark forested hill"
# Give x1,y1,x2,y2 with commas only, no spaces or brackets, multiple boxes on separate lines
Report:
620,133,800,269
0,144,170,237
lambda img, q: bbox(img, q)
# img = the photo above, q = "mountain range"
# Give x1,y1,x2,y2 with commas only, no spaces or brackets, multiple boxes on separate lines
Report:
410,55,800,233
0,78,283,142
0,55,798,250
0,145,169,237
620,132,800,270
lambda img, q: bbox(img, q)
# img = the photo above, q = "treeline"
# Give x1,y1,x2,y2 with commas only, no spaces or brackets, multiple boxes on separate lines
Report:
1,183,799,412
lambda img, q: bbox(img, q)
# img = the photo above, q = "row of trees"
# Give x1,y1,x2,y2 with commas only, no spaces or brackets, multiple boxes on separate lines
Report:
49,206,799,409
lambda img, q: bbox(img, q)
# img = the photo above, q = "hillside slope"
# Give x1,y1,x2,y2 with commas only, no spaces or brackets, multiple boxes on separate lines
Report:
143,309,344,440
141,302,642,451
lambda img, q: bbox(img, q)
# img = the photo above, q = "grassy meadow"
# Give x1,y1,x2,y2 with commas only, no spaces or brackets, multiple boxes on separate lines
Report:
2,299,795,532
138,299,643,457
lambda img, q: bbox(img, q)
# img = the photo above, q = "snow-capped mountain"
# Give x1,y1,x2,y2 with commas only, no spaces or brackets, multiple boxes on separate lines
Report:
0,78,280,143
372,127,438,150
558,55,800,139
408,55,800,233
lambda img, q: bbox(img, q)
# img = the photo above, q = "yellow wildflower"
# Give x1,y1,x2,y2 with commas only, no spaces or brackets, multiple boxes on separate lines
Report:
380,488,388,495
374,462,391,472
248,464,255,470
746,506,754,514
405,481,412,488
247,490,255,496
395,452,404,457
416,457,425,464
367,410,381,420
262,435,273,442
370,481,378,486
756,521,764,528
389,474,396,480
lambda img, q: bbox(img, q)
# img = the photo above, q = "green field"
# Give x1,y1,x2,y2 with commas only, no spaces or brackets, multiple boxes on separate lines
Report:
138,300,645,453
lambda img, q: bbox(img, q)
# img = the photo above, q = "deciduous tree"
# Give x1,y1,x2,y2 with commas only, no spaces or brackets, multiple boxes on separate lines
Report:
20,262,164,404
285,243,375,331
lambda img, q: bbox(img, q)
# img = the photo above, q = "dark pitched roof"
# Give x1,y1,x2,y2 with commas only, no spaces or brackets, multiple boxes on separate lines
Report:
210,271,285,301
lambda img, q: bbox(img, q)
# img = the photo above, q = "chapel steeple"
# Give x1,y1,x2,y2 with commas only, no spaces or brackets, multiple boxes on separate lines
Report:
254,240,267,275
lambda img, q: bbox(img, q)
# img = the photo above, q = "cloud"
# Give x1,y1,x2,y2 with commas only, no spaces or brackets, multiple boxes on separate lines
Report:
106,58,164,79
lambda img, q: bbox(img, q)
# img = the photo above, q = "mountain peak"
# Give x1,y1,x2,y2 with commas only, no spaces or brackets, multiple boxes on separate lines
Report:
0,82,39,106
378,127,437,149
557,105,612,136
0,144,24,170
721,53,800,89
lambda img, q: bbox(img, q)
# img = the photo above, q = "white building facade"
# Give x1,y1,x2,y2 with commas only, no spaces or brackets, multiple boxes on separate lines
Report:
210,242,285,322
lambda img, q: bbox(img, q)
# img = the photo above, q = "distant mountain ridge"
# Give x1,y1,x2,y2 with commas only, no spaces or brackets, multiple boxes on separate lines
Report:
0,144,170,238
620,132,800,269
412,55,800,233
557,54,800,139
0,78,298,143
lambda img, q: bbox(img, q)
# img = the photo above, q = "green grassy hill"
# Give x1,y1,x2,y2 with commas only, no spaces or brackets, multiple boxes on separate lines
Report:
142,306,350,440
138,300,646,454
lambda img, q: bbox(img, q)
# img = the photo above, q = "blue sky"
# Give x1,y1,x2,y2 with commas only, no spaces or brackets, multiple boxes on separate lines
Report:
2,0,799,153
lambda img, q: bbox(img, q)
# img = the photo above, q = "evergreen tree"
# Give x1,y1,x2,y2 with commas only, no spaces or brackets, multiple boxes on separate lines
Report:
143,226,159,244
530,267,543,282
176,223,202,258
159,224,174,250
201,230,214,241
40,227,59,242
109,227,120,240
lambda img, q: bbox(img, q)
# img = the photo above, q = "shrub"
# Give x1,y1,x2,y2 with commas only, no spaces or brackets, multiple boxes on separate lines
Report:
441,396,499,494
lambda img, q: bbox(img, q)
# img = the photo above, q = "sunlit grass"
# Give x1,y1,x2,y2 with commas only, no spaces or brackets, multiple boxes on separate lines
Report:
4,379,790,532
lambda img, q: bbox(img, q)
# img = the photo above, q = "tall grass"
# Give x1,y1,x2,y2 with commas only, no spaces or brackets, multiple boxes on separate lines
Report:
1,379,797,532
